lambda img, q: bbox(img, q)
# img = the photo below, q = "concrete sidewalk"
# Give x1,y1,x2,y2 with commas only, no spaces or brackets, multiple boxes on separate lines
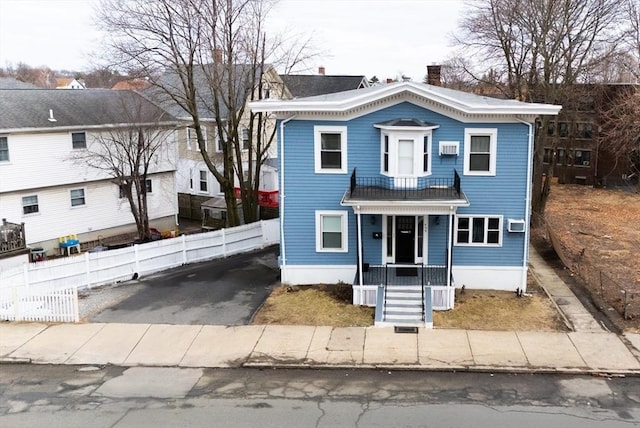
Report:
2,322,640,374
2,244,639,375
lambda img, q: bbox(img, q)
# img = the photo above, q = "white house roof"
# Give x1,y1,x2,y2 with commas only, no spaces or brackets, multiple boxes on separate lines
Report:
249,81,562,118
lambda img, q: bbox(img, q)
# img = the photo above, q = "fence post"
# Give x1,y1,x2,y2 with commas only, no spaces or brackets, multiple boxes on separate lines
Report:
623,290,628,320
222,227,227,257
85,252,91,289
134,244,140,276
181,234,187,264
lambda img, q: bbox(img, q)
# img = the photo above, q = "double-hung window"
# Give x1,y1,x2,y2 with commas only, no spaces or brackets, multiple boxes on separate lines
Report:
316,211,348,252
464,128,497,176
72,132,87,149
70,188,86,207
314,126,347,173
242,128,250,150
187,127,207,151
0,136,8,161
455,215,502,246
22,195,39,215
199,170,208,192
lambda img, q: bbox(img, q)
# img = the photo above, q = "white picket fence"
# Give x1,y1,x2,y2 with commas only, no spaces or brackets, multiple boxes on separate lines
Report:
0,219,279,323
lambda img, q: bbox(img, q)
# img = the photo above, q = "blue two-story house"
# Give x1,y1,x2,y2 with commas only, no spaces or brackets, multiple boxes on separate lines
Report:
251,81,560,327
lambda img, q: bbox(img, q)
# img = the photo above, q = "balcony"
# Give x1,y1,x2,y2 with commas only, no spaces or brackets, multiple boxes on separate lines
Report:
0,219,26,255
343,169,464,204
234,188,279,207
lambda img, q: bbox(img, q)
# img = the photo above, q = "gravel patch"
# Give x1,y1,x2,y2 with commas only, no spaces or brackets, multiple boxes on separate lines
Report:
77,282,145,321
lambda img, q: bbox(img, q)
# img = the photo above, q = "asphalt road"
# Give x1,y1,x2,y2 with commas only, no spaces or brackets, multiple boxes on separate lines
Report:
87,246,280,325
2,365,639,427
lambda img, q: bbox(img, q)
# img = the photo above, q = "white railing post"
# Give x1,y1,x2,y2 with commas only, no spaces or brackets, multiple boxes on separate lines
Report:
22,262,29,287
72,286,79,322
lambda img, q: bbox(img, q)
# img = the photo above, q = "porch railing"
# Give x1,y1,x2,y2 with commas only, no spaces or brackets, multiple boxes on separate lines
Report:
1,219,26,255
348,168,462,200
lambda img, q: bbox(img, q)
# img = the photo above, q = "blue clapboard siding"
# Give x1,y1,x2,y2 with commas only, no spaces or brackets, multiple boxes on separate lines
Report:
279,101,529,268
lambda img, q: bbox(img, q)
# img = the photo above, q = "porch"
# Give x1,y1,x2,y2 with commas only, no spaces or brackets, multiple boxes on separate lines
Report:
352,264,455,327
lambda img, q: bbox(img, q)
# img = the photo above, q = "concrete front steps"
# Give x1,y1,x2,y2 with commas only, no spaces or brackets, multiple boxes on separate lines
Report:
376,285,426,327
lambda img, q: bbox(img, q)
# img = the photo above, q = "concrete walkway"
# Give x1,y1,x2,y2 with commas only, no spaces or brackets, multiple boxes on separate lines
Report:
1,244,639,375
1,322,639,374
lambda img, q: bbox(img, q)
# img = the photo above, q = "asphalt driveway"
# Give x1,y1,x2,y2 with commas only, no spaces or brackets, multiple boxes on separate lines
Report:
88,246,280,325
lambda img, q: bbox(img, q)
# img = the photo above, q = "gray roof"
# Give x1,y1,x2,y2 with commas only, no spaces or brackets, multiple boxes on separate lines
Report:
0,77,38,89
146,64,262,121
0,89,176,131
279,74,367,98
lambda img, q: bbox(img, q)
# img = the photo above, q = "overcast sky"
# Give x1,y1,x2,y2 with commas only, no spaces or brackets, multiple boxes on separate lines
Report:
0,0,465,81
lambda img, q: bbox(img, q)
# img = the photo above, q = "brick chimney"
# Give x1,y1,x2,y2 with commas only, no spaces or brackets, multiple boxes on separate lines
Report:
427,64,441,86
318,66,325,75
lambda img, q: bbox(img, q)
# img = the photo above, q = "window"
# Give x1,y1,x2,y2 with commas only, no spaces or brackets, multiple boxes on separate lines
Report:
144,179,152,193
455,215,502,246
382,135,389,173
215,129,223,152
543,148,552,164
22,195,39,215
576,123,593,139
316,211,348,252
0,136,8,161
242,128,250,150
558,122,569,138
422,135,429,173
70,188,86,207
199,170,208,192
464,128,497,176
72,132,86,149
187,127,207,151
573,149,591,167
314,126,347,173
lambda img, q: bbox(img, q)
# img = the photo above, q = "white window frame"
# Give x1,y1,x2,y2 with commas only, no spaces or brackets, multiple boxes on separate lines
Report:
187,127,207,151
70,188,86,207
315,210,348,252
379,130,432,178
463,128,497,176
314,126,348,174
454,215,503,247
22,195,39,215
199,170,208,193
242,127,250,151
71,131,87,150
0,136,9,162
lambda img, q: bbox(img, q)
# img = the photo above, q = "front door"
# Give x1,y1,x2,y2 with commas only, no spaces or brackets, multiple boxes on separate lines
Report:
395,215,415,263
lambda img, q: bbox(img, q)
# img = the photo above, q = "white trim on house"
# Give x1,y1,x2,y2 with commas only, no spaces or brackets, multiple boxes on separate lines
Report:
314,125,348,174
315,210,349,252
282,264,357,285
249,81,562,119
378,129,434,178
463,128,497,176
452,265,526,291
454,214,503,247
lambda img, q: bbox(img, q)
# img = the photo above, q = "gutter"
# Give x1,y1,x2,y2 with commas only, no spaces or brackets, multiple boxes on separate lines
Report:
516,118,534,292
279,114,296,282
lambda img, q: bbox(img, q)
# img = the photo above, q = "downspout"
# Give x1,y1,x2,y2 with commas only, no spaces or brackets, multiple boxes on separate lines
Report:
517,118,534,292
279,114,296,283
356,208,363,303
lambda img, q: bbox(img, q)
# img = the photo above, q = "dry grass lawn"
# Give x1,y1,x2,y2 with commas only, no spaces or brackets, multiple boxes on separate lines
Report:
252,284,375,327
253,278,567,331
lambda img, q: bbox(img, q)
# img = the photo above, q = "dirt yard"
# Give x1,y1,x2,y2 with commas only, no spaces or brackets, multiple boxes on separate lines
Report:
537,184,640,332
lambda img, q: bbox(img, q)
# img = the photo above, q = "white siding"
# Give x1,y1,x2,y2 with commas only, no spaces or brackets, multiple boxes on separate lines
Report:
0,130,176,193
0,172,177,248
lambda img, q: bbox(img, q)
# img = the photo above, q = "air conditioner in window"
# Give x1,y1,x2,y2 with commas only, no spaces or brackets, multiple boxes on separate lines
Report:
439,141,459,156
582,161,590,166
507,219,526,233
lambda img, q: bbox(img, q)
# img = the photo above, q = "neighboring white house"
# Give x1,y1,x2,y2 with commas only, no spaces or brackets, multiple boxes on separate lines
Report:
0,89,179,256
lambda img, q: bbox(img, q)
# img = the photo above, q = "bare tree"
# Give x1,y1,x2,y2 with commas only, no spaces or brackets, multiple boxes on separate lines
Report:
97,0,313,226
454,0,624,221
71,92,176,240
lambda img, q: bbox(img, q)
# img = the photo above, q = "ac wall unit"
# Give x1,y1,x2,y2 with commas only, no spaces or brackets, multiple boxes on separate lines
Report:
439,141,459,156
582,161,590,166
507,219,526,233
